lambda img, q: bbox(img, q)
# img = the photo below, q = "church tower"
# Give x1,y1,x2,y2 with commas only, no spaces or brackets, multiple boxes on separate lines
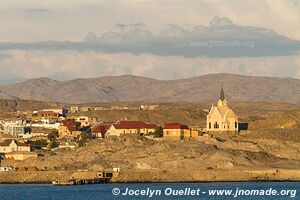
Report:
206,87,238,133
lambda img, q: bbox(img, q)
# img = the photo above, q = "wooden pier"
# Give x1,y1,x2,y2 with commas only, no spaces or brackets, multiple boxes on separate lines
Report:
52,170,115,186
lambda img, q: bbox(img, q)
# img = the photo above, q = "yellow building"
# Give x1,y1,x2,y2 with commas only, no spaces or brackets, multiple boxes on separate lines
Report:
107,120,157,137
58,120,81,137
75,116,90,127
163,123,190,141
207,87,238,132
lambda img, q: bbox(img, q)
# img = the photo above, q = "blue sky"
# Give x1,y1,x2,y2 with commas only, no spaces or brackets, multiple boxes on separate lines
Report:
0,0,299,83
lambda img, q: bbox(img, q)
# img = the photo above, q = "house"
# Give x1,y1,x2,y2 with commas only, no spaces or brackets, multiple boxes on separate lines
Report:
75,116,90,127
42,108,68,115
91,124,109,138
0,139,30,153
4,152,38,161
28,111,59,121
107,120,157,137
0,166,13,172
58,120,81,137
140,104,158,110
80,106,92,112
163,123,190,141
70,106,79,113
206,87,238,132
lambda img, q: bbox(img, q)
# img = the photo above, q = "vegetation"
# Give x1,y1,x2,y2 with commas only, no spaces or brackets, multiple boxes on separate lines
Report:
47,131,58,141
47,140,58,149
47,130,58,150
77,132,95,147
152,126,163,138
29,139,48,149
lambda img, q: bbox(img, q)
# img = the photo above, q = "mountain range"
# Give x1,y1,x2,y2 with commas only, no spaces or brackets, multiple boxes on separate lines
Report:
0,73,299,104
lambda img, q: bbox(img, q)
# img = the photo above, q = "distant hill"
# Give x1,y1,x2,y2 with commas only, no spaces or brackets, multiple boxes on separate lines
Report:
0,73,299,104
0,99,66,113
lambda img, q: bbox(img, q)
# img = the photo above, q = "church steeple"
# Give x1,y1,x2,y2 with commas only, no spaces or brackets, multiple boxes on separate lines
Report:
220,86,225,101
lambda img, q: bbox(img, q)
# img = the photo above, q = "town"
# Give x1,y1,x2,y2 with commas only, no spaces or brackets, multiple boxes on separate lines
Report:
1,86,300,185
0,88,238,171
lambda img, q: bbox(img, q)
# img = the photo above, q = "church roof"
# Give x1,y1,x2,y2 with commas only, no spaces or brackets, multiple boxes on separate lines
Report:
220,86,225,101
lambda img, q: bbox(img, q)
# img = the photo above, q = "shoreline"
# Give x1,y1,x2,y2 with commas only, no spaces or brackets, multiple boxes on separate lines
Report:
1,168,300,185
1,180,300,185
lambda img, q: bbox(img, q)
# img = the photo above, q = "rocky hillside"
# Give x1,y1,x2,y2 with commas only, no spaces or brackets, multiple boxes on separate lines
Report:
0,99,66,113
0,74,299,103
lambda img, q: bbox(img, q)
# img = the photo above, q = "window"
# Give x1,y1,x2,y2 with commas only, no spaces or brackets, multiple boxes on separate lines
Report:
235,122,237,128
209,122,211,129
214,122,219,129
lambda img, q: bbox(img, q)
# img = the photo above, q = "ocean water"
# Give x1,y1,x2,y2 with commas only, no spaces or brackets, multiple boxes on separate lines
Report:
0,182,299,200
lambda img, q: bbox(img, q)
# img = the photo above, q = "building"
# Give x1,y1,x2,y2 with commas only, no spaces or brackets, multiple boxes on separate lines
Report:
28,111,59,121
58,120,81,137
107,120,157,137
80,107,92,112
89,116,101,125
0,166,13,172
91,124,109,138
0,139,30,153
4,152,38,161
3,120,25,137
75,116,90,127
163,123,190,141
42,108,68,115
206,87,238,132
140,104,158,110
70,106,79,113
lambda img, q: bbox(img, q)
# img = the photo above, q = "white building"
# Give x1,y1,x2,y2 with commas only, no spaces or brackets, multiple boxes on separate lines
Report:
2,120,25,137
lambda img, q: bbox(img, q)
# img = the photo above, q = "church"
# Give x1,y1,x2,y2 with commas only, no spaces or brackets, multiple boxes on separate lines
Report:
206,87,238,132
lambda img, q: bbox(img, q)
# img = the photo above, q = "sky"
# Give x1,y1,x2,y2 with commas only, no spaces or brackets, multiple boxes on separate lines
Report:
0,0,300,83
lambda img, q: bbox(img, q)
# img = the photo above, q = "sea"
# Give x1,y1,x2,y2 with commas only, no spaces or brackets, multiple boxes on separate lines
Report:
0,182,299,200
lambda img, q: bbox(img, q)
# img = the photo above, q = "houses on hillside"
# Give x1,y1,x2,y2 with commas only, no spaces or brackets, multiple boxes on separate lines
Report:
0,87,239,154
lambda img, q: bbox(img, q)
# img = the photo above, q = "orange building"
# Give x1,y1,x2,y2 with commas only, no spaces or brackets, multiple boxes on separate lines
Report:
163,123,190,141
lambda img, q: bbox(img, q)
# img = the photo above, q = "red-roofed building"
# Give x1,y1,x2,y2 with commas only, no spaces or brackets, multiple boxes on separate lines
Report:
163,123,190,141
91,124,110,138
58,120,81,137
107,120,157,136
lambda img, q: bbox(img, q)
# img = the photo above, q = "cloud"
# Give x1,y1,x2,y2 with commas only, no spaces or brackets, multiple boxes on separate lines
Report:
0,0,299,42
0,50,299,84
0,16,300,58
1,17,299,58
26,8,51,12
